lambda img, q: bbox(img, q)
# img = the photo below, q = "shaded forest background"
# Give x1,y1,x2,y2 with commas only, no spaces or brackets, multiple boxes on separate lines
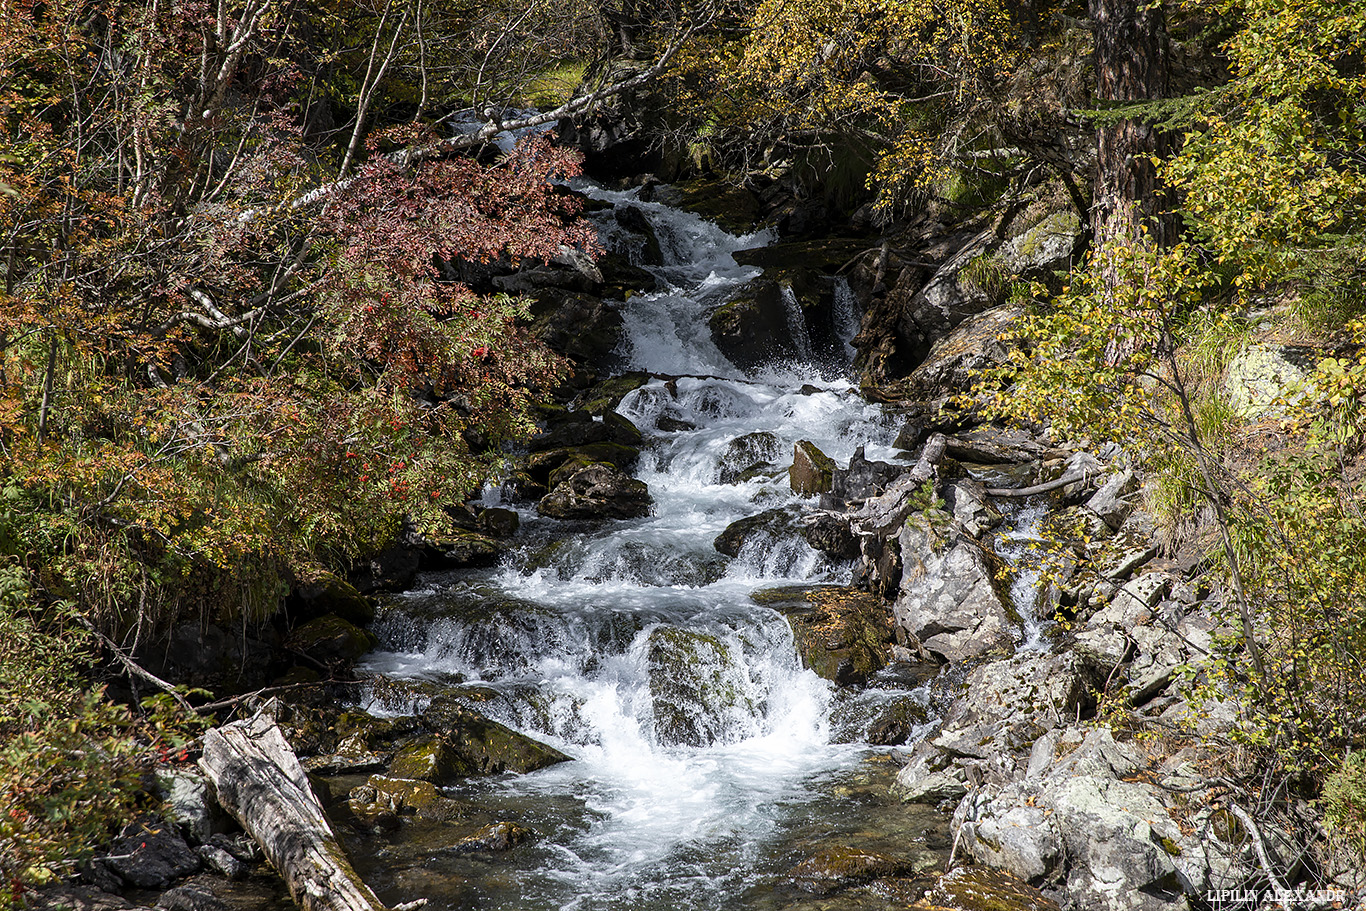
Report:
2,0,1365,899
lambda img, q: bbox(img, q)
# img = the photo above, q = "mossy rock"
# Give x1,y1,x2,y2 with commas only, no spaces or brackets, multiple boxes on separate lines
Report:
645,626,754,747
526,442,640,483
450,821,534,853
672,179,764,234
791,846,918,895
422,529,507,569
911,865,1060,911
285,614,377,665
440,706,572,775
717,431,781,484
576,372,651,416
293,571,376,626
790,440,836,496
388,737,476,783
348,775,473,823
760,585,894,686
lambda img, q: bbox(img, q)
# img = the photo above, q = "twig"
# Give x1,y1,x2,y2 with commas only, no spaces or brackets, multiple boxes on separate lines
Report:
76,617,196,714
1228,803,1289,894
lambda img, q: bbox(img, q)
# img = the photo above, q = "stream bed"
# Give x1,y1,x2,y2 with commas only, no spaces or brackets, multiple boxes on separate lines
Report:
337,186,960,910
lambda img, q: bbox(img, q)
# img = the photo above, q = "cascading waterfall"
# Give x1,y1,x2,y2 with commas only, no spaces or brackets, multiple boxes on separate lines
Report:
353,185,950,910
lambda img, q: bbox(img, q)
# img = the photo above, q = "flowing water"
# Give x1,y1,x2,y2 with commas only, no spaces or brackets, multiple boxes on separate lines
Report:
346,187,954,910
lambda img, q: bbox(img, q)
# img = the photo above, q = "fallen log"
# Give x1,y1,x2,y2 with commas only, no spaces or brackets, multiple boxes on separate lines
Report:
985,470,1086,498
200,714,387,911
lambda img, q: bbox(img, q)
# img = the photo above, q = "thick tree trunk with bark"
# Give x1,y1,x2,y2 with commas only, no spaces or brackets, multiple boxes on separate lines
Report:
1090,0,1173,256
200,715,388,911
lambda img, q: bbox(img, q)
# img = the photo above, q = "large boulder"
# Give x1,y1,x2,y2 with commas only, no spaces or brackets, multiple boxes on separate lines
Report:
790,440,836,496
907,303,1023,399
708,278,796,370
951,728,1240,911
716,430,782,484
755,585,894,686
995,210,1085,283
527,289,624,366
537,463,652,520
893,514,1015,663
1223,344,1315,418
645,626,756,747
713,507,800,558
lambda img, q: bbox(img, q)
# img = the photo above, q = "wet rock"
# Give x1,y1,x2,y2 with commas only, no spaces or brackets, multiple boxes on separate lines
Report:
29,886,151,911
713,507,800,558
790,846,919,894
830,446,903,501
614,205,663,265
388,738,469,783
529,408,614,450
916,865,1063,911
348,774,471,823
285,614,377,665
575,371,651,416
477,507,520,538
944,428,1045,465
717,430,782,484
598,251,659,298
450,821,533,854
291,571,375,626
527,442,641,484
537,463,652,520
894,515,1015,663
672,178,765,234
802,513,859,560
708,278,796,370
865,697,932,746
100,817,202,889
646,626,754,747
790,440,836,496
758,585,894,686
419,529,507,569
420,703,571,775
154,879,229,911
906,303,1023,400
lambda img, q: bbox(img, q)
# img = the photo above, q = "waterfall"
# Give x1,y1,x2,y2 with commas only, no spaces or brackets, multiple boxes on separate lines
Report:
356,185,926,910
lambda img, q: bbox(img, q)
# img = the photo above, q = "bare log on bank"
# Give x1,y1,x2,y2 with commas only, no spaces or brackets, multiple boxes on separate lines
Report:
200,714,388,911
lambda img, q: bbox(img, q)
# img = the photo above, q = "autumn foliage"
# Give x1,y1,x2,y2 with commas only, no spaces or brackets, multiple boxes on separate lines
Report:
0,0,591,628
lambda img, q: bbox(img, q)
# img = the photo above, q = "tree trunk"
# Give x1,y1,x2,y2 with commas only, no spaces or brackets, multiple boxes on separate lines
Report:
200,715,389,911
1090,0,1173,257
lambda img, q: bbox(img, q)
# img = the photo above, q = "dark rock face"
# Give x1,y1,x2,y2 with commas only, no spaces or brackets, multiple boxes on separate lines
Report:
614,205,664,265
353,541,421,594
477,507,520,538
830,446,902,502
285,614,377,665
803,513,859,560
537,463,652,519
99,818,202,889
713,507,800,558
527,289,624,367
708,278,796,371
291,571,375,626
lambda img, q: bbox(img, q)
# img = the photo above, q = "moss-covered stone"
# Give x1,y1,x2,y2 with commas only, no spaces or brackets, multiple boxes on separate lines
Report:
347,775,473,824
416,701,571,775
758,585,894,686
672,179,764,234
645,626,754,747
285,614,377,665
293,571,376,626
790,440,836,496
576,372,651,416
450,821,533,853
526,442,640,484
790,846,917,894
389,737,474,783
422,529,507,569
911,865,1061,911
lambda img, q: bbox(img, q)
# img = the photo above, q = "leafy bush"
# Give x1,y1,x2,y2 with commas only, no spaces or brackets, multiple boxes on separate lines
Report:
0,564,148,906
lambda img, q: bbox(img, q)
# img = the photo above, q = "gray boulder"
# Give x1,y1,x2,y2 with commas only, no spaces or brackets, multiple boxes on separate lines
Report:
893,515,1015,662
537,463,652,519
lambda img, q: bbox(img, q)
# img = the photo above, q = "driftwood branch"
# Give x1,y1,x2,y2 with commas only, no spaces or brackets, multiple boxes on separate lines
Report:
985,470,1086,498
201,715,388,911
75,617,196,714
